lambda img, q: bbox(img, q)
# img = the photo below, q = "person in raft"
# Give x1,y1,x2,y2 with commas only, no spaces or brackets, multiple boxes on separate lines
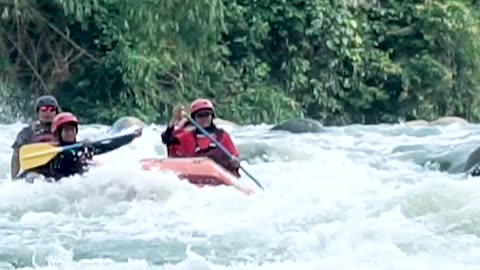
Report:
11,95,60,177
22,112,142,182
161,98,241,176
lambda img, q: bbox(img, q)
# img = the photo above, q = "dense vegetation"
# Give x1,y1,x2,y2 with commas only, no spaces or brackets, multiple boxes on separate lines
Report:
1,0,480,125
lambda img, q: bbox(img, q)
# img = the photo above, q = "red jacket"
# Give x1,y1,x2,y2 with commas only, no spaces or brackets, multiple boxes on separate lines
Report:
162,120,192,157
166,128,185,157
173,129,240,175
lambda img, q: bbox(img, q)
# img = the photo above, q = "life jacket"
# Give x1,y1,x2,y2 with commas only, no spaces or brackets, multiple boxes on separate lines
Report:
166,122,193,157
188,129,239,177
31,121,55,143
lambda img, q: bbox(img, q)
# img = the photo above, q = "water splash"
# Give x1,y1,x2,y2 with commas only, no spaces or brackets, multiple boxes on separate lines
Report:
0,122,479,269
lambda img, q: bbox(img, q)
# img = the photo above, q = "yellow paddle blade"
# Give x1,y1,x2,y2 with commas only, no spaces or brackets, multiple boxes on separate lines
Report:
19,143,62,173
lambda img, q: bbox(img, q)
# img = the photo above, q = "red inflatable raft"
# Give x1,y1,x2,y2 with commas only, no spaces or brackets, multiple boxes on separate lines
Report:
139,157,253,195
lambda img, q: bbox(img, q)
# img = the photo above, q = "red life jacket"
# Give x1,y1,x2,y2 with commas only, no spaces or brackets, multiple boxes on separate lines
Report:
174,129,240,177
166,123,192,157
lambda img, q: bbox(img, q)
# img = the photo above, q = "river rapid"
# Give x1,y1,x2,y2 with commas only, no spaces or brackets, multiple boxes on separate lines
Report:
0,121,480,270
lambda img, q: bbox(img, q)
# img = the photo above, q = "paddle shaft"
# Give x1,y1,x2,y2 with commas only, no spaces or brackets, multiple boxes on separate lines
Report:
17,131,140,179
32,132,135,157
184,114,264,190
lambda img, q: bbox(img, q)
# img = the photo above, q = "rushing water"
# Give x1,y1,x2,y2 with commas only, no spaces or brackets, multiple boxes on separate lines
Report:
0,121,480,270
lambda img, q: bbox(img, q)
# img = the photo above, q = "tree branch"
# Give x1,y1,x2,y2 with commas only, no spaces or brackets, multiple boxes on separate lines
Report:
29,7,100,63
0,28,50,92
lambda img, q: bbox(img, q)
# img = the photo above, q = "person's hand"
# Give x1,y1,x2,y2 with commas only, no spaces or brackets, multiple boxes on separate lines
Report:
172,104,185,121
168,104,186,126
133,128,143,138
230,157,241,168
82,138,92,146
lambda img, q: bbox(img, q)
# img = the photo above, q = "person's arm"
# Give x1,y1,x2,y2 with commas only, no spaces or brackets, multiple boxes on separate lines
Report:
10,127,32,178
162,104,188,146
219,132,241,174
10,150,20,178
221,133,239,157
161,126,179,146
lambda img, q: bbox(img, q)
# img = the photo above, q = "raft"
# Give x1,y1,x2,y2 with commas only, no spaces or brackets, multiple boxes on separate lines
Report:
139,157,253,195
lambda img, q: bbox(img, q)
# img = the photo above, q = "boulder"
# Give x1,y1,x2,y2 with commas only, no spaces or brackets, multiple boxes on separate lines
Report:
430,116,468,126
270,118,324,133
108,116,146,134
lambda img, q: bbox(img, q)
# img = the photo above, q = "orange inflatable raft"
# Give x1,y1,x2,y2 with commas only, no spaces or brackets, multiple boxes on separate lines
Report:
139,157,253,195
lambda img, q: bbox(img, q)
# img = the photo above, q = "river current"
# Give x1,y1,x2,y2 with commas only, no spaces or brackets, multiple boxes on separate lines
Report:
0,121,479,270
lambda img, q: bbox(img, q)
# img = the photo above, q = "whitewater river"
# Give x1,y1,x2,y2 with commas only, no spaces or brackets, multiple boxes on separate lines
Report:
0,121,480,270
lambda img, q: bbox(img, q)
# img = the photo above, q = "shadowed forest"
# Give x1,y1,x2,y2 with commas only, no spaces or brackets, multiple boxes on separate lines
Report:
1,0,479,125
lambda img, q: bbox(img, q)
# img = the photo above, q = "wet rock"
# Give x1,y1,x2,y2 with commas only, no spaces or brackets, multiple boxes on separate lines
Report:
404,120,429,127
108,116,146,134
430,116,468,126
213,118,239,128
463,146,480,175
270,118,324,133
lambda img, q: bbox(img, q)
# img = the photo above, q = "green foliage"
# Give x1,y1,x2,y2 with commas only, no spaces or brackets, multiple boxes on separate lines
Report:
358,0,480,122
0,78,25,123
1,0,480,125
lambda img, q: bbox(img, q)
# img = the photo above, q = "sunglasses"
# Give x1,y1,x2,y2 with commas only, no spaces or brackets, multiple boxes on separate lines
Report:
195,111,212,118
39,106,57,112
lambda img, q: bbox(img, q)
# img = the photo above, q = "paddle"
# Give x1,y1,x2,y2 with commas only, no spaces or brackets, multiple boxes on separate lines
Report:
466,161,480,177
182,112,265,191
17,132,140,178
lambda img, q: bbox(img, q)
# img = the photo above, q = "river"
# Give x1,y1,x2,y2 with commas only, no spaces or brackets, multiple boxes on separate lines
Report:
0,121,479,269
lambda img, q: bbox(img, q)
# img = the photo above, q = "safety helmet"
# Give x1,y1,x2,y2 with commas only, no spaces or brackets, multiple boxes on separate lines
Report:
51,112,78,134
35,95,59,112
190,98,215,117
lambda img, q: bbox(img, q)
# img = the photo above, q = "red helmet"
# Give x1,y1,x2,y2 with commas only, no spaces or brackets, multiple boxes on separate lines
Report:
52,112,78,134
190,98,214,116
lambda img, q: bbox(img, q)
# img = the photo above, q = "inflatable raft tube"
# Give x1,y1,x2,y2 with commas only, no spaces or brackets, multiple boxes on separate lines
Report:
139,157,253,195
